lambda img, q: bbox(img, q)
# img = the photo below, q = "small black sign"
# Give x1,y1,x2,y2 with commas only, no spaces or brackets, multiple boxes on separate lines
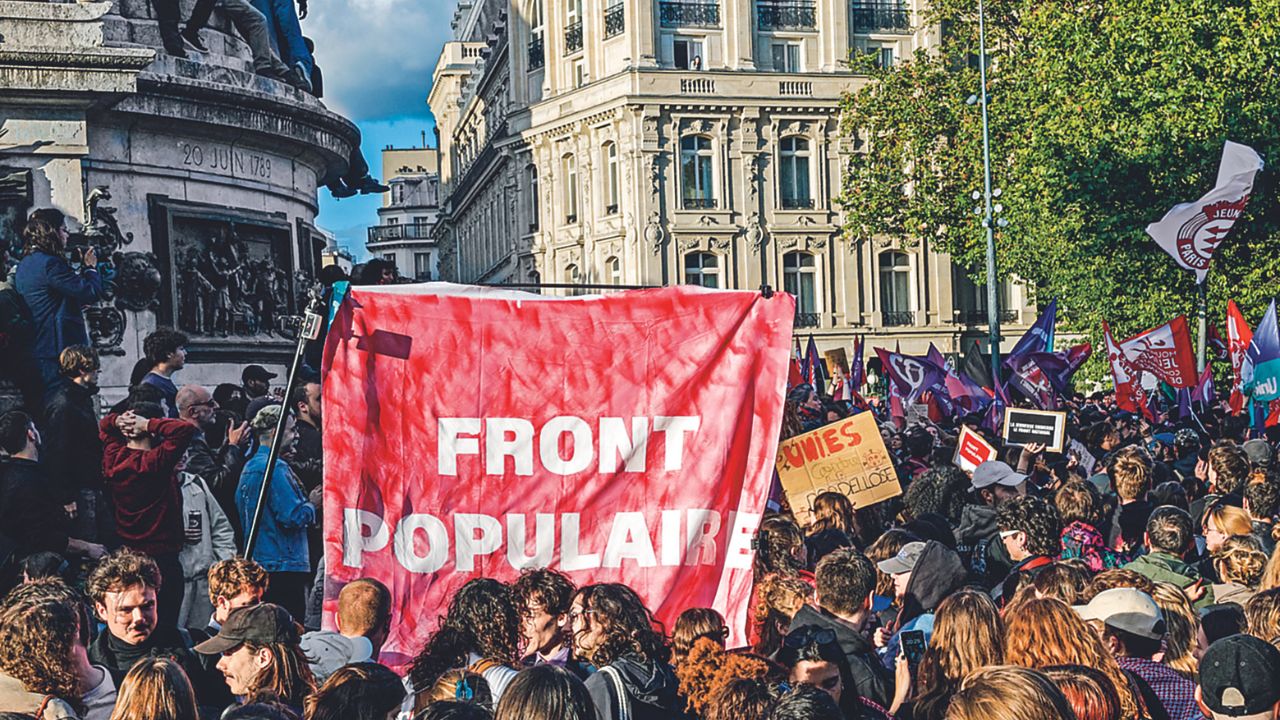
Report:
1002,408,1067,453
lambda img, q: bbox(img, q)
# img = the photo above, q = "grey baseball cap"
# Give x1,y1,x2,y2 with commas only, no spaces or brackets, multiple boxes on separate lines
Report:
971,460,1028,490
876,541,926,575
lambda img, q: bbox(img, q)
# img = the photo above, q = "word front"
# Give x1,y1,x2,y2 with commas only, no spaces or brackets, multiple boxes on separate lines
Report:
342,509,760,574
438,416,701,475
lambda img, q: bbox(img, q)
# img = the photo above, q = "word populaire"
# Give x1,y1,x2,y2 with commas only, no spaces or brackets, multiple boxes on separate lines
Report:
438,416,701,476
341,508,761,574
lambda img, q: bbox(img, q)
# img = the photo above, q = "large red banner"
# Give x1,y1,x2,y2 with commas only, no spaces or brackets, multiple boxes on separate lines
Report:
321,284,794,668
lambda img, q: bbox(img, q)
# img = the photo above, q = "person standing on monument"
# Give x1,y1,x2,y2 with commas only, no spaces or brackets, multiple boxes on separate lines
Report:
140,328,188,419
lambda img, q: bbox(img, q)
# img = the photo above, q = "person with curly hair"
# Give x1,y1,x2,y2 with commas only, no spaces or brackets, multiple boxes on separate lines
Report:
571,583,679,720
902,465,970,528
139,328,188,418
671,608,727,669
406,578,521,713
993,495,1062,604
510,569,578,671
1211,534,1267,606
748,515,813,651
893,589,1003,720
0,578,87,718
675,635,776,719
750,572,812,658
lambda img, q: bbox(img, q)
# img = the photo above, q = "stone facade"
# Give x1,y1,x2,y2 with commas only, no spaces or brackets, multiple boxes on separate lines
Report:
0,0,360,397
367,146,441,281
429,0,1035,358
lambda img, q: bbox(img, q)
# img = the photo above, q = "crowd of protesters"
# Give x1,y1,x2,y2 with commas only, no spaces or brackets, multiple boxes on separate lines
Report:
4,212,1280,719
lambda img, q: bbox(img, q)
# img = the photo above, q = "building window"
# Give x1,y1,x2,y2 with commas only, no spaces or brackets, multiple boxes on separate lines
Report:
414,252,432,280
851,0,910,33
566,0,584,53
779,136,812,209
603,142,619,214
527,164,540,231
783,251,818,314
879,250,913,325
604,0,625,37
574,59,587,87
680,135,715,209
606,255,622,285
875,45,895,68
771,41,801,72
673,37,705,70
562,154,578,222
684,251,719,288
529,0,545,69
382,253,396,265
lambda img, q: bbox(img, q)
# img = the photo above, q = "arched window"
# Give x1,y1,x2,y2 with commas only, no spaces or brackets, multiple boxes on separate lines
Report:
562,154,578,222
684,251,719,288
779,136,812,209
527,164,539,231
680,135,715,209
879,251,913,325
603,142,619,214
605,255,622,285
783,251,818,316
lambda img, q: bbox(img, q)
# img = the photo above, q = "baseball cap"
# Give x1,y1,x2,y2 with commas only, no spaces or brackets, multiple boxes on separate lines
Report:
1243,439,1274,468
194,603,299,655
876,541,926,575
299,630,374,681
1072,588,1166,640
242,364,279,383
1199,634,1280,716
971,461,1027,490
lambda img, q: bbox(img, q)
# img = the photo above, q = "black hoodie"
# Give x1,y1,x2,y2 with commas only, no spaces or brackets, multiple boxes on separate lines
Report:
898,541,969,628
789,603,893,709
585,654,681,720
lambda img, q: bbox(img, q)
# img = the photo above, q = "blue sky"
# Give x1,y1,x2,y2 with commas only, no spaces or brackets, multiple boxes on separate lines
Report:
307,0,456,258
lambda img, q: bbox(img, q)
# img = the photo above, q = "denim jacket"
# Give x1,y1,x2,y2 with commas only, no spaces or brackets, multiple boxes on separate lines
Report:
236,445,316,572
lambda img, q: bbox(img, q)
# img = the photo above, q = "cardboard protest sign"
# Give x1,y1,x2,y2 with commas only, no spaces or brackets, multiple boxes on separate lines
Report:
824,347,850,376
954,426,997,473
322,284,793,668
775,412,901,527
1002,408,1067,453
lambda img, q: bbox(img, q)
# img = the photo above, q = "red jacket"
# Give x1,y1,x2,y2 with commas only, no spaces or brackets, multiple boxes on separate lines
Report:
100,414,197,555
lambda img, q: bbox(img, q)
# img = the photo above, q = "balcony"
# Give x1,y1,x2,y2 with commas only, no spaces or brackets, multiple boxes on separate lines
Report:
528,36,544,69
660,1,721,27
957,309,1021,325
565,20,583,53
682,197,718,210
851,4,910,32
794,312,820,328
604,2,625,37
680,77,716,94
882,310,915,327
779,80,812,96
757,2,816,30
782,197,815,210
368,223,433,245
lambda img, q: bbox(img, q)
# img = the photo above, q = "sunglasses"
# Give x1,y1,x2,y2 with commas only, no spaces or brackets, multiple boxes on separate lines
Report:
784,627,837,649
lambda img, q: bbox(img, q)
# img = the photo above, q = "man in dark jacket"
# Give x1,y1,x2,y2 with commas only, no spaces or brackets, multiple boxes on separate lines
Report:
955,460,1024,587
42,345,107,540
13,209,103,396
993,495,1061,605
100,402,198,631
176,384,250,545
788,547,892,708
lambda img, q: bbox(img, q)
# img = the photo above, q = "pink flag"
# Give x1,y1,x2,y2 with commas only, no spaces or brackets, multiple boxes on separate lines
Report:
1105,322,1147,414
1227,300,1253,415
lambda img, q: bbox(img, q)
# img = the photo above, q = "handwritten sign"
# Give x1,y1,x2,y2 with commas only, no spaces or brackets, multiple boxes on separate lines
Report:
954,426,997,473
1002,408,1067,454
775,411,901,527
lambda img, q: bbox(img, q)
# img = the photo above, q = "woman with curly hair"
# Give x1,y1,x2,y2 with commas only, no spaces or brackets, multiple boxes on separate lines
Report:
1003,597,1141,720
750,572,811,658
407,578,522,712
892,589,1003,720
902,465,970,527
675,636,777,719
1211,534,1268,605
0,579,85,718
109,658,198,720
571,583,679,720
748,515,812,650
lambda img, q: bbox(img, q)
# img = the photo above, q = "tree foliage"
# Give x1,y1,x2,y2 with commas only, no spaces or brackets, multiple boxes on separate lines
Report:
838,0,1280,377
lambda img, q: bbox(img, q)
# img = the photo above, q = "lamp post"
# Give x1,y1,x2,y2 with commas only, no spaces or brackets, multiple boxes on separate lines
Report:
975,0,1003,387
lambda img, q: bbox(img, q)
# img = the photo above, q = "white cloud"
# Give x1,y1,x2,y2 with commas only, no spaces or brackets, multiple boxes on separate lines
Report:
304,0,456,123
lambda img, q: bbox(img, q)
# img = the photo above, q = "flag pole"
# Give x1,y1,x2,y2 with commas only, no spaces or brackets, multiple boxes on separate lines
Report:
1197,281,1208,373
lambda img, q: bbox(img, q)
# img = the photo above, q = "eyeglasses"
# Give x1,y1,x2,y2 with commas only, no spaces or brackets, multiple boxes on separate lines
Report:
784,627,837,649
567,609,597,623
999,530,1022,539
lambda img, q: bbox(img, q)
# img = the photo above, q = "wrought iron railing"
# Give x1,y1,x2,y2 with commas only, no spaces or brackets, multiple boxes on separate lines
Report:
682,197,718,210
604,2,625,37
565,20,583,52
757,2,816,30
368,223,433,244
528,36,544,69
794,312,820,328
782,197,815,210
659,1,721,27
882,310,915,326
958,308,1021,325
851,5,909,32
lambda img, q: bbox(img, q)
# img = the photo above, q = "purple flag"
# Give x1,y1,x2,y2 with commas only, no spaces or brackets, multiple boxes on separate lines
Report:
850,337,866,392
877,348,946,408
1193,365,1216,407
1007,353,1059,410
1005,299,1058,369
805,335,824,396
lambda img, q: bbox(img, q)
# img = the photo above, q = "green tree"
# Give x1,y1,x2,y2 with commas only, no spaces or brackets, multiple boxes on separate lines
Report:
838,0,1280,378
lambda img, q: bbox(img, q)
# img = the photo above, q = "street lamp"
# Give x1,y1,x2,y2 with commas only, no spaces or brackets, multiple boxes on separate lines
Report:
974,0,1002,387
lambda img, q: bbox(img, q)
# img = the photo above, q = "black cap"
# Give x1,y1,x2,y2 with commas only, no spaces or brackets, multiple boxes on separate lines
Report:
242,364,278,383
1199,634,1280,716
194,603,298,655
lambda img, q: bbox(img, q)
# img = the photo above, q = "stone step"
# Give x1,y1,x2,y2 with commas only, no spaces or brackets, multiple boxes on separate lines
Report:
103,14,257,74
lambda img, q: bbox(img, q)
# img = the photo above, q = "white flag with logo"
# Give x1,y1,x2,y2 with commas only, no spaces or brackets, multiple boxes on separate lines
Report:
1146,141,1264,284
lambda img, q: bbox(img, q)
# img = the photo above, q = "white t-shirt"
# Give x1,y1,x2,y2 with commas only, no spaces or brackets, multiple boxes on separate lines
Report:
81,665,117,720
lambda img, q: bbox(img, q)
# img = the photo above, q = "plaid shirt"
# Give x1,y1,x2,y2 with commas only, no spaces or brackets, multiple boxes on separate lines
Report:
1117,657,1205,720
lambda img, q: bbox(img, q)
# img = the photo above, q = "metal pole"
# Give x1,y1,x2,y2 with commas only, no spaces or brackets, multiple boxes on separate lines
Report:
1196,281,1207,373
977,0,1001,387
244,291,325,560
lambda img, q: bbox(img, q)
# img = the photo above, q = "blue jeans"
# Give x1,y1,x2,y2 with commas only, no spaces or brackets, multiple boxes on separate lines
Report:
250,0,313,77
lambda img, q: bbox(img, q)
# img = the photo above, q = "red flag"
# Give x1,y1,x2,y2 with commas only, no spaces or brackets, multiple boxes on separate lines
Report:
1104,321,1148,413
321,285,793,667
1208,323,1229,361
1120,316,1198,388
1227,300,1253,415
